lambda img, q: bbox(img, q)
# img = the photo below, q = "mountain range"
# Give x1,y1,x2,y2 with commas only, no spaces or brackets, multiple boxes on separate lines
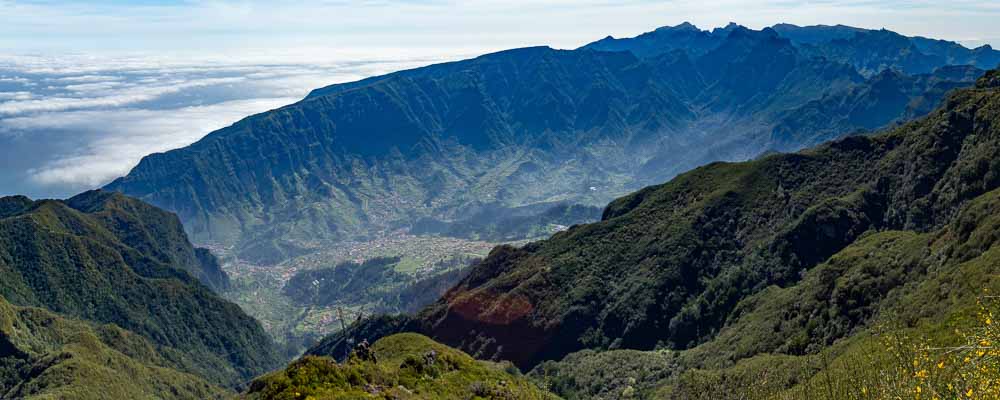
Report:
105,23,995,266
304,68,1000,399
410,69,1000,367
5,21,1000,399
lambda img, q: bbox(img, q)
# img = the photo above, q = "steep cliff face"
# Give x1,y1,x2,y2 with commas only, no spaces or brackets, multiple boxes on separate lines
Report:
0,190,280,386
403,71,1000,368
106,47,700,263
106,25,979,265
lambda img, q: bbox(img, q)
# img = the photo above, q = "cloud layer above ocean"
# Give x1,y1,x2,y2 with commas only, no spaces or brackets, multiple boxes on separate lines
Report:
0,52,458,198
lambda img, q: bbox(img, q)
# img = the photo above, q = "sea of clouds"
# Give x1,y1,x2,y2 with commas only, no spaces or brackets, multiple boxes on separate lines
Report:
0,51,461,199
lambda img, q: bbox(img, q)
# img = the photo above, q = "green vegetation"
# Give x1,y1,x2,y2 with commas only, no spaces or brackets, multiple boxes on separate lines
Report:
0,190,280,387
656,193,1000,398
0,295,229,400
408,71,1000,370
244,333,558,399
530,349,677,399
222,233,498,352
284,256,474,314
284,257,406,307
412,204,603,242
503,137,1000,399
465,73,1000,398
106,25,980,269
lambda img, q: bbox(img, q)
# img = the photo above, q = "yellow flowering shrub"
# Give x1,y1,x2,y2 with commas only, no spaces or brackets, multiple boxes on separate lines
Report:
902,294,1000,400
778,293,1000,400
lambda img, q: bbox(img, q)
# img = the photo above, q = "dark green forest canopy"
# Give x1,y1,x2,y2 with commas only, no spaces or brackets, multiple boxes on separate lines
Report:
0,295,229,399
0,190,281,387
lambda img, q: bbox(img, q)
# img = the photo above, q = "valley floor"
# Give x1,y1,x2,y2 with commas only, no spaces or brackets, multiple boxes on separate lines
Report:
215,232,530,351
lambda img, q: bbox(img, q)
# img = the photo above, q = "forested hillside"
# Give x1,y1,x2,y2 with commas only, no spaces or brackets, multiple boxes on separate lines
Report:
0,191,281,388
412,70,1000,367
0,296,228,399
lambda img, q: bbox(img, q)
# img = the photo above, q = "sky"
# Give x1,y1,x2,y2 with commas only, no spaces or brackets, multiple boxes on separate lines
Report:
2,0,1000,199
2,1,1000,54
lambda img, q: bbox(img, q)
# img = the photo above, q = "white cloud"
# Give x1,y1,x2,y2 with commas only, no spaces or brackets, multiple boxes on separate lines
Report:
54,74,123,83
63,81,125,93
18,97,297,187
0,91,32,100
0,51,446,197
0,76,246,115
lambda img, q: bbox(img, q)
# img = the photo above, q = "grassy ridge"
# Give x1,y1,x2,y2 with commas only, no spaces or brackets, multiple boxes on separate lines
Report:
244,333,558,400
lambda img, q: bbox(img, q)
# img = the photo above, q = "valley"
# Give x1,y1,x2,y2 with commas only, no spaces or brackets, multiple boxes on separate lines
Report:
216,231,536,351
3,15,1000,399
310,68,1000,399
104,22,994,362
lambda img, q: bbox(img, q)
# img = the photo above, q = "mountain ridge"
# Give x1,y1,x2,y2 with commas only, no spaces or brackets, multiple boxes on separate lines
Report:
0,190,281,387
106,23,984,266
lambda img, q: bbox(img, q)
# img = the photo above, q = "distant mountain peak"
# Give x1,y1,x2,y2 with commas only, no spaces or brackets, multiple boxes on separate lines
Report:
64,188,131,213
663,21,699,31
722,24,782,43
712,22,743,36
0,195,33,218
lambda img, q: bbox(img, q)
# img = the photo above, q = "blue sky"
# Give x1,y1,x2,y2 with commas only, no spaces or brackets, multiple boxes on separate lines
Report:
2,0,999,55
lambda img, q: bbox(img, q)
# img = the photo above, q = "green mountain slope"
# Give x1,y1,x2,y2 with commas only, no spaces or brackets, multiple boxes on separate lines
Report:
105,24,981,266
422,70,1000,368
0,296,229,400
769,65,984,148
243,333,557,400
652,184,1000,398
0,190,281,387
530,196,1000,398
307,70,1000,376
